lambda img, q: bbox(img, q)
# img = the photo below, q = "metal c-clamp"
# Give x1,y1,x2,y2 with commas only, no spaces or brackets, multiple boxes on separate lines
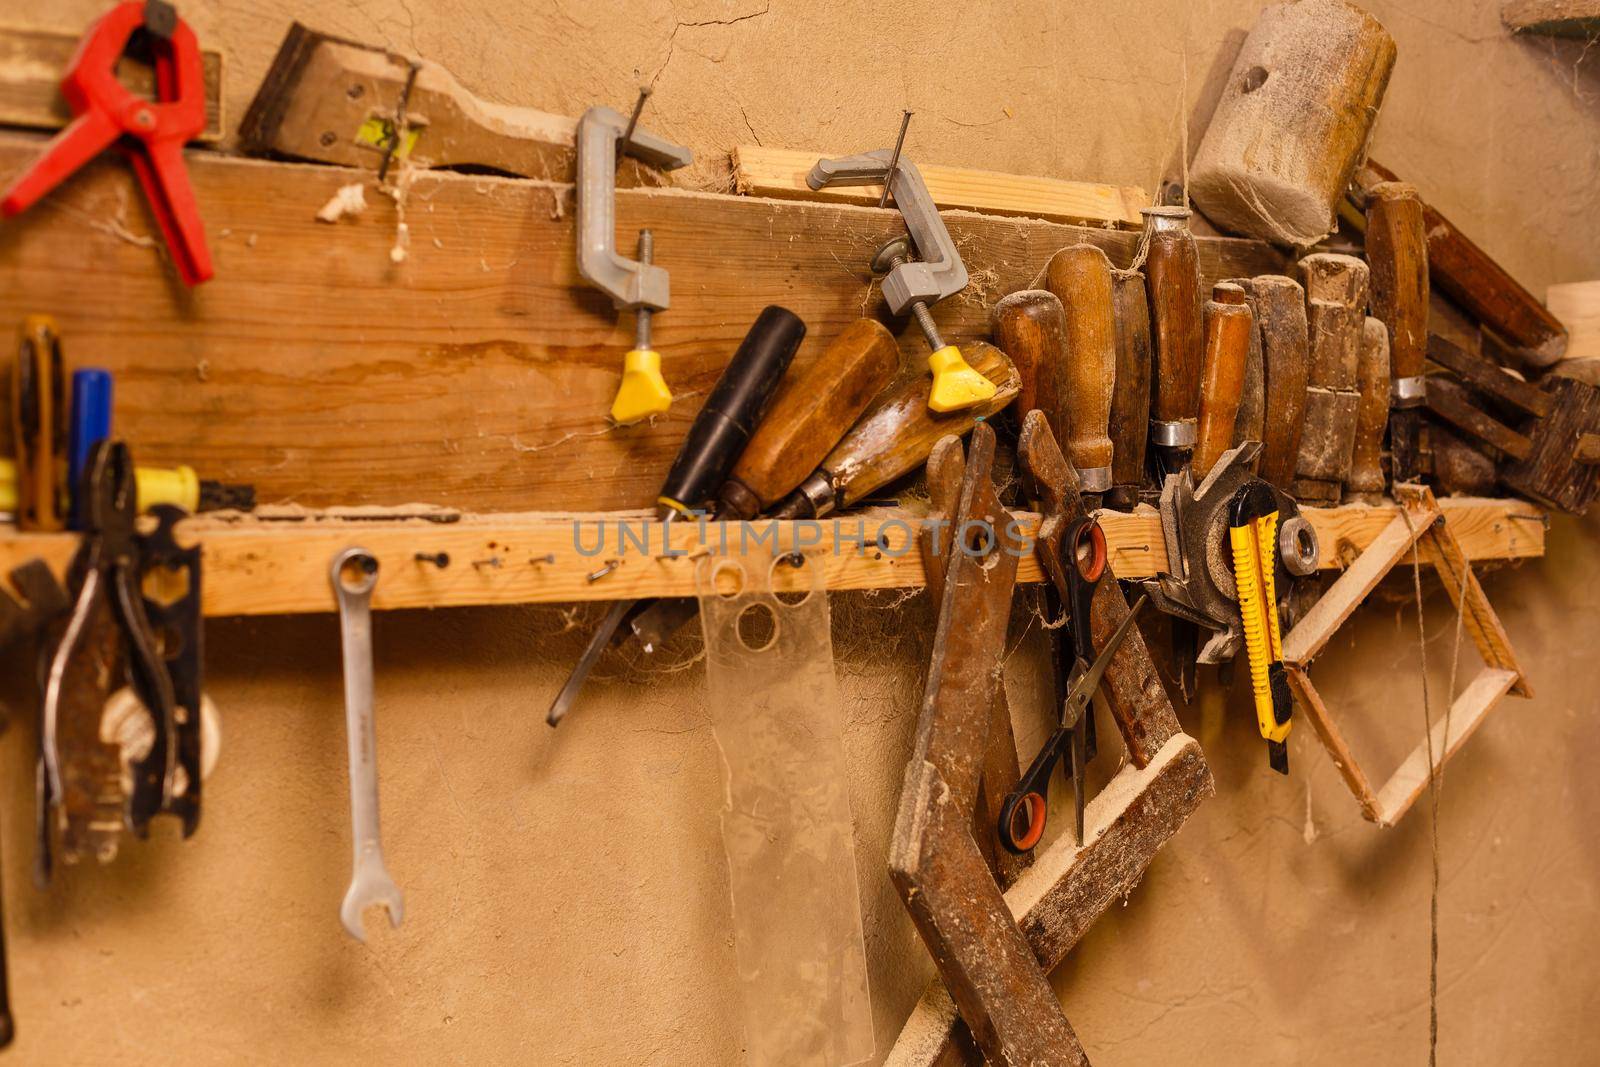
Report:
574,105,693,423
808,150,994,413
807,150,967,312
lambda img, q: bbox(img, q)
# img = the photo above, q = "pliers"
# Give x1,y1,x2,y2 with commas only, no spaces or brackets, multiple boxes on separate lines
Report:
43,440,179,858
2,1,212,285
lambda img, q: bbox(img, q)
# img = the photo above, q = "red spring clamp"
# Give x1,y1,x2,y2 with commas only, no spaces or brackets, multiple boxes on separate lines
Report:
1,2,212,285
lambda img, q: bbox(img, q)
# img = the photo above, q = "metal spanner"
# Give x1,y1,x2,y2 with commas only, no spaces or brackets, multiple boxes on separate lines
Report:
331,548,404,942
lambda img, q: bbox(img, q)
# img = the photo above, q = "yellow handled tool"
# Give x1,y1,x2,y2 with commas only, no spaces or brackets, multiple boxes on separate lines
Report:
1229,482,1293,774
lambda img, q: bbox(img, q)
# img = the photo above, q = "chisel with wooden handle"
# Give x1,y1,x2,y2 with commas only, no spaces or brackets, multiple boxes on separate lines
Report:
1142,207,1203,475
1295,254,1368,503
1239,275,1309,491
623,318,902,650
1193,284,1253,478
991,290,1066,425
546,306,805,726
1108,269,1153,511
718,319,901,519
1033,244,1117,508
770,341,1020,519
1365,181,1429,484
1345,316,1391,504
1221,279,1265,460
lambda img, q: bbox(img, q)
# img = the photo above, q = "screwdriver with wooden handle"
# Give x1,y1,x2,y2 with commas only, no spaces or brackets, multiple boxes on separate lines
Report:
1033,244,1117,510
546,305,806,726
619,319,901,651
1193,283,1254,478
770,340,1019,520
1108,268,1153,511
1142,207,1204,477
1365,181,1430,483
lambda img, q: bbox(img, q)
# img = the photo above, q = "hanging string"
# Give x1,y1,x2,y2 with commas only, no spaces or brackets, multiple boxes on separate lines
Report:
1403,510,1473,1067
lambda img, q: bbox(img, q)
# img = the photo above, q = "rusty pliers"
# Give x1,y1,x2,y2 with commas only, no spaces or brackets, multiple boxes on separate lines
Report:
43,440,180,855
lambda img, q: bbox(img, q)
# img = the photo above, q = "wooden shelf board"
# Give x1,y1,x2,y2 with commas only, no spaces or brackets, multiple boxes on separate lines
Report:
0,497,1544,618
0,130,1282,514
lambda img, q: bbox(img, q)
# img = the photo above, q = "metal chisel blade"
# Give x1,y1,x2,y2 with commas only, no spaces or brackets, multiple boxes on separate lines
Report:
546,599,635,727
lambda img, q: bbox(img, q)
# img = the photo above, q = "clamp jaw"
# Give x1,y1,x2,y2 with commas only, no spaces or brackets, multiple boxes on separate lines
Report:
807,150,967,312
574,106,692,424
1143,442,1319,663
810,150,993,412
574,106,692,310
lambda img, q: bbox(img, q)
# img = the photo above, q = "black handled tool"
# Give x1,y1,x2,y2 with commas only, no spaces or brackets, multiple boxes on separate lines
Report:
545,306,805,726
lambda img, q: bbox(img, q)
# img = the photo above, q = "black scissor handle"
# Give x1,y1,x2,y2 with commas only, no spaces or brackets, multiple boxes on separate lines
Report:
999,724,1072,854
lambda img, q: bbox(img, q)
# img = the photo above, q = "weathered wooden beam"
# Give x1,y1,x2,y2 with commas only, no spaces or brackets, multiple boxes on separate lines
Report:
0,132,1281,513
886,734,1213,1067
1503,0,1600,37
0,497,1541,618
0,24,224,141
732,145,1147,229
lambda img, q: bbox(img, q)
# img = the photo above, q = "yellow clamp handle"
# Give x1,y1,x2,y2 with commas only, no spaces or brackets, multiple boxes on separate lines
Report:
0,461,201,517
610,348,673,425
926,345,997,413
134,465,201,513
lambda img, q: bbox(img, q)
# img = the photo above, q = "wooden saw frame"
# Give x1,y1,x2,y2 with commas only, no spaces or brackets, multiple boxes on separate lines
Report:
1282,485,1531,827
885,414,1214,1066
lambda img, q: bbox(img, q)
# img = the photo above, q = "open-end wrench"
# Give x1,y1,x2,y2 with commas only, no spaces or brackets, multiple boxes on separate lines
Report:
331,548,404,942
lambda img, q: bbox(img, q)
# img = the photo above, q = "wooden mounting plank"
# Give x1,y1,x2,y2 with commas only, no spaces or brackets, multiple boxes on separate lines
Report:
0,25,225,142
732,145,1148,229
1547,279,1600,359
1503,0,1600,37
0,497,1542,618
0,131,1278,513
886,734,1213,1067
1281,493,1441,666
1372,668,1520,826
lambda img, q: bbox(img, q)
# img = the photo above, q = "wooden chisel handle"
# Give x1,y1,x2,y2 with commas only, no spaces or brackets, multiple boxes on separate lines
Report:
1240,275,1309,491
1193,287,1252,478
1035,244,1117,497
1141,207,1203,466
12,315,66,532
719,319,900,518
1365,181,1429,482
1108,269,1153,511
1345,317,1391,504
769,341,1020,519
1365,183,1429,391
991,290,1067,423
1355,161,1566,365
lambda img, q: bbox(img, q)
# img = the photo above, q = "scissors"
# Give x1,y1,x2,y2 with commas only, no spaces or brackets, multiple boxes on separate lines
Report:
1000,513,1147,853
